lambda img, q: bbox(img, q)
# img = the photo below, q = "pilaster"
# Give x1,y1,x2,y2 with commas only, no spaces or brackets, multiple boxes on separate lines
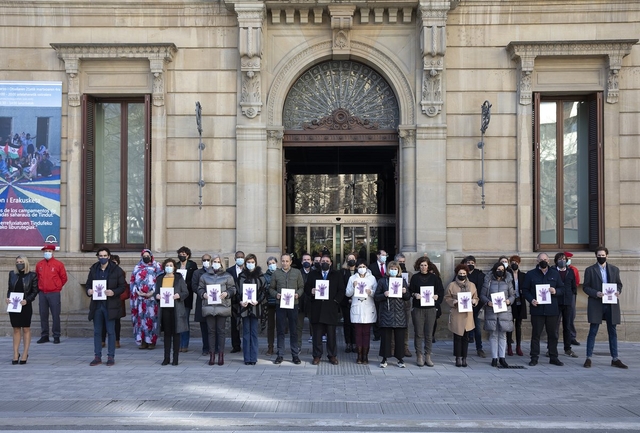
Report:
235,3,266,119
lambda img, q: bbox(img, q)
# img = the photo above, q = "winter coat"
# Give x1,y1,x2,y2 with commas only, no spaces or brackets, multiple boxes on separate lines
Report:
8,271,39,303
177,259,198,310
154,272,189,334
238,267,267,319
444,280,477,336
583,262,622,325
85,261,126,321
507,268,528,321
374,277,410,328
269,267,305,305
556,266,577,306
304,269,345,325
191,267,207,322
197,267,236,318
480,276,515,332
409,272,444,310
345,273,377,324
35,257,68,293
523,266,564,316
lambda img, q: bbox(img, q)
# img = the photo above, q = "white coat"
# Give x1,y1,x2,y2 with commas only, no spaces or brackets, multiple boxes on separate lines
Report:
345,273,377,324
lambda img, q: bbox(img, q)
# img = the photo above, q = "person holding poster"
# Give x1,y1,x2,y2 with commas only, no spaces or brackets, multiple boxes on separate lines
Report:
176,246,198,354
191,253,212,356
6,255,39,364
130,249,162,350
305,254,345,366
552,253,578,359
523,253,564,367
154,259,189,366
481,262,515,368
35,244,67,345
340,254,357,355
409,257,444,367
85,248,126,367
198,255,236,366
238,254,266,365
345,259,377,364
269,253,304,365
583,247,627,369
374,261,410,368
444,264,478,367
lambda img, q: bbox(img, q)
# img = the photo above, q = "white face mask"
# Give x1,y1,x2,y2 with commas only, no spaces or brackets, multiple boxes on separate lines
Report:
202,261,211,269
212,262,221,271
379,255,387,263
357,267,367,275
268,263,277,272
236,258,245,267
165,266,174,274
567,259,572,266
44,252,53,260
389,269,398,277
246,263,255,271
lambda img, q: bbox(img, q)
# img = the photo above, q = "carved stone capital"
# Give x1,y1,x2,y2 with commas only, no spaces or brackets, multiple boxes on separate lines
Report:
398,127,416,148
507,39,638,105
328,5,355,59
267,128,284,149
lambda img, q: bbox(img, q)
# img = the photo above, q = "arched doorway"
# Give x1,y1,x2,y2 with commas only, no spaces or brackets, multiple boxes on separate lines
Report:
282,60,399,266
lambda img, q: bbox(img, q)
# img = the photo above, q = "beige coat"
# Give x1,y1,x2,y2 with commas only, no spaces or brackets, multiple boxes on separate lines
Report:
444,280,478,336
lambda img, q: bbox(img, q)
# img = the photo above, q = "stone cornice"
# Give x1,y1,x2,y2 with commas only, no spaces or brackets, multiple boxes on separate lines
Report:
507,39,638,105
50,43,178,107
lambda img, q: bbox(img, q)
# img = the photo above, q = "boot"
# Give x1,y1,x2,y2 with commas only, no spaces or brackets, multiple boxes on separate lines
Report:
363,347,369,364
491,358,498,367
173,347,180,366
218,352,224,366
455,357,462,367
499,357,509,368
266,345,274,356
507,343,513,356
209,352,215,366
424,353,434,367
356,347,363,364
461,357,467,367
516,344,523,356
416,352,424,367
345,343,352,354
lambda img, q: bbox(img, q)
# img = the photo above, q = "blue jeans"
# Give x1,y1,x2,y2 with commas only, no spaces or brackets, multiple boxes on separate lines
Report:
242,316,259,363
276,305,299,357
180,308,191,349
94,302,115,358
586,306,618,359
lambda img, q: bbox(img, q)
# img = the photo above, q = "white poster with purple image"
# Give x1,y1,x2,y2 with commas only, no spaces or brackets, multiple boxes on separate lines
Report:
602,283,618,304
457,291,473,312
353,279,371,299
92,279,107,301
206,284,222,305
160,287,174,308
387,277,403,298
280,288,295,309
242,284,257,304
535,284,552,305
314,280,330,300
420,286,435,307
491,292,508,313
7,292,24,313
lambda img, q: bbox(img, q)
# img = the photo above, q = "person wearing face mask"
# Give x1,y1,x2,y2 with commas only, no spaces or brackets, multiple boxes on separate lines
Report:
374,261,411,368
461,255,486,358
86,248,126,366
130,249,163,349
176,246,198,353
298,253,313,349
345,260,377,364
409,257,444,367
198,254,237,366
523,252,564,367
305,254,346,365
192,254,212,356
395,253,413,358
6,255,39,364
481,262,515,368
340,254,358,353
226,251,245,354
444,264,478,367
506,255,527,356
154,258,189,366
583,247,627,369
552,253,578,359
35,244,67,344
101,255,128,349
238,254,266,365
263,256,279,355
369,250,388,342
563,252,581,346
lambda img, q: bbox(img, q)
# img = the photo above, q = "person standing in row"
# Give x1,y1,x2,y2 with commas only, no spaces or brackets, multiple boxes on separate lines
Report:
506,255,527,356
86,248,126,366
481,262,515,368
369,250,388,342
6,255,39,364
154,258,189,366
263,256,279,356
35,244,67,344
463,256,486,358
306,254,345,365
345,260,377,364
176,246,198,353
227,251,245,354
130,249,162,349
340,253,357,354
396,253,413,358
444,264,478,367
192,254,211,356
238,254,266,365
101,254,128,349
554,252,578,358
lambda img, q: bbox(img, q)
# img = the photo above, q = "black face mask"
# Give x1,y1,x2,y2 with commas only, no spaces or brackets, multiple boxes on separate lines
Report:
495,270,504,278
320,262,331,271
178,255,187,262
467,264,475,272
457,275,466,281
142,256,151,264
399,263,407,272
16,263,25,272
347,260,356,267
597,256,607,265
510,263,518,271
302,262,311,269
539,261,548,269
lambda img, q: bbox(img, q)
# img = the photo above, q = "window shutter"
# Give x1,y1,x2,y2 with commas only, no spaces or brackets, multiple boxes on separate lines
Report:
532,92,541,251
588,92,604,250
81,94,96,251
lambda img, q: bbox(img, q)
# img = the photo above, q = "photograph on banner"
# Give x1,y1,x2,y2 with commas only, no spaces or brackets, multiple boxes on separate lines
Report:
0,81,62,249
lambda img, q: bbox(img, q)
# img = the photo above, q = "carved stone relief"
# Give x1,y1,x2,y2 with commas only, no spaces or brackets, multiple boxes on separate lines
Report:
236,3,266,118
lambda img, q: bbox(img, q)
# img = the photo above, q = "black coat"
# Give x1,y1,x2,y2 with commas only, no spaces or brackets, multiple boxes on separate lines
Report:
86,262,126,321
238,267,267,319
304,269,345,325
7,271,39,303
374,277,410,328
408,272,444,310
556,266,577,306
507,268,527,320
523,266,564,316
178,259,198,309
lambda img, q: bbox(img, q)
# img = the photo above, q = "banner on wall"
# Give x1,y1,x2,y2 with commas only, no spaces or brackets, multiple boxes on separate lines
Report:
0,81,62,250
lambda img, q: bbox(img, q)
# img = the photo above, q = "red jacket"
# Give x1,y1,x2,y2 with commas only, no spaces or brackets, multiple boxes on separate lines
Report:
35,257,68,293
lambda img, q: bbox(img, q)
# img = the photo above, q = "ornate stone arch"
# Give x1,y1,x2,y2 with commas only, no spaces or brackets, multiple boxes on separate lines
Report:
266,39,415,128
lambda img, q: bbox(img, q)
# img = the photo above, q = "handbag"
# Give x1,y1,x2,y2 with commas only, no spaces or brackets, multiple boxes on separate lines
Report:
120,286,131,301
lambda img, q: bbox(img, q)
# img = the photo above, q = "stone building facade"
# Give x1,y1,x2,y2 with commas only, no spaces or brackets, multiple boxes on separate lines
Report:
1,0,639,338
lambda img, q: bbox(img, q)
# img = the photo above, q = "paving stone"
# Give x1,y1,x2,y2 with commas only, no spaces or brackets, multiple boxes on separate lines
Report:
241,401,279,412
275,401,312,413
312,402,348,413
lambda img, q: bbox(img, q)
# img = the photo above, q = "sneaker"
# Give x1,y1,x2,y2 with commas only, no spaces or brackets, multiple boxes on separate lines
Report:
273,356,283,364
565,350,578,358
106,356,115,366
36,337,50,344
476,349,486,358
380,359,388,368
611,359,628,369
397,361,405,368
89,357,102,366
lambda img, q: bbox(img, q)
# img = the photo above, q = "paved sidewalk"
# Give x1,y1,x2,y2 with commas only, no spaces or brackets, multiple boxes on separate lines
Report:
1,333,639,431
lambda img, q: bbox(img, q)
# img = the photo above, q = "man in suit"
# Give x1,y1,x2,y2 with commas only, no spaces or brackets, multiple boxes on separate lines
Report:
226,250,244,353
304,254,345,365
369,250,388,341
583,246,627,369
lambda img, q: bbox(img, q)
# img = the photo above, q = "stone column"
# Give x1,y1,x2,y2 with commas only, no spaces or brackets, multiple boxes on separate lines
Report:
266,128,284,253
398,126,416,252
63,59,81,252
